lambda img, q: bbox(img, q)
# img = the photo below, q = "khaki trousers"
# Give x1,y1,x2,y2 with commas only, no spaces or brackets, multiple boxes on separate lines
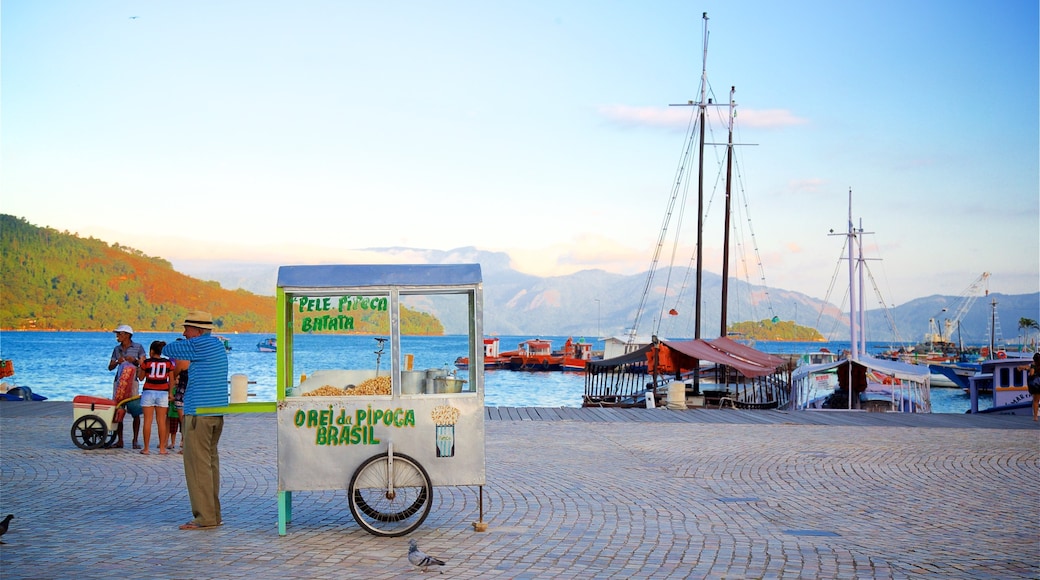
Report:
183,415,224,527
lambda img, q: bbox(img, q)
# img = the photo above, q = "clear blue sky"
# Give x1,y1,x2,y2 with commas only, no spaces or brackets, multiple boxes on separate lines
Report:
3,0,1038,305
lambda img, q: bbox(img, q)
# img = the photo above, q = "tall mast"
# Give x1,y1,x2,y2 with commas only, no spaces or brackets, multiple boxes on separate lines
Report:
693,11,709,340
847,188,859,361
857,217,867,357
719,85,735,338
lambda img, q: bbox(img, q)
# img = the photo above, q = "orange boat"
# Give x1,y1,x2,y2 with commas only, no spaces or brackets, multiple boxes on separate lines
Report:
454,338,512,370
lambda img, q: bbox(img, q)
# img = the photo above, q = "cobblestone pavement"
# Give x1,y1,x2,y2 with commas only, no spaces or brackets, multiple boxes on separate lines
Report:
1,407,1037,579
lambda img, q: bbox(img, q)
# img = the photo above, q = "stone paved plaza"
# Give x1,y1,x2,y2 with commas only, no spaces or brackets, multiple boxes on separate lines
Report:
1,402,1037,579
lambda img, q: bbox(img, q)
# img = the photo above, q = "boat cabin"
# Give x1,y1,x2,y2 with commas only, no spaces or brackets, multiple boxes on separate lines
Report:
967,356,1033,415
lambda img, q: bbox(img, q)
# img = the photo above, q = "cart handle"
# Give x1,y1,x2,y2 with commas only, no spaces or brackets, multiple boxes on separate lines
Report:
116,395,141,408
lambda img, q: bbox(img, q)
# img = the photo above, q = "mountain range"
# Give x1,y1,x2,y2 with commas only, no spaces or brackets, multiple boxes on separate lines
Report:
3,214,1036,344
173,247,1040,346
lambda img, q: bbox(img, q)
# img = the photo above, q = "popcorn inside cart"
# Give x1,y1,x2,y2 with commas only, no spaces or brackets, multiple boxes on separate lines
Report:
272,264,487,537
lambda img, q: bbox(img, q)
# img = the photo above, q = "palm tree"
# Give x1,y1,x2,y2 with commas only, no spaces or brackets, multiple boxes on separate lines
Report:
1018,317,1039,351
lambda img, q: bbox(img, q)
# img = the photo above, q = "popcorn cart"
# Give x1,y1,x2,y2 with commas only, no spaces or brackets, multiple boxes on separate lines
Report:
271,264,487,537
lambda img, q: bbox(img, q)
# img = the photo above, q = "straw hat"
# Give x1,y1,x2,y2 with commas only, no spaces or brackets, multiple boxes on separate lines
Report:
182,311,215,330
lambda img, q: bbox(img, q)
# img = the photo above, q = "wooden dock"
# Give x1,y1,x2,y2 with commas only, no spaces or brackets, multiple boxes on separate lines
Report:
2,401,1035,430
485,405,1039,430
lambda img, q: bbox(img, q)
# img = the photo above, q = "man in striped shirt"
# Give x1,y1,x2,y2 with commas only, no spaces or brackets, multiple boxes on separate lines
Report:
162,311,229,530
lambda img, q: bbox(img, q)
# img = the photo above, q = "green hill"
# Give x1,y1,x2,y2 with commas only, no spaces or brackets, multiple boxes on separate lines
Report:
0,215,443,335
1,215,275,332
728,318,825,342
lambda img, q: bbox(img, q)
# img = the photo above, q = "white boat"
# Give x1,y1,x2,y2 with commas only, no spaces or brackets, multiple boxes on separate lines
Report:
789,191,931,413
966,355,1035,415
256,337,276,353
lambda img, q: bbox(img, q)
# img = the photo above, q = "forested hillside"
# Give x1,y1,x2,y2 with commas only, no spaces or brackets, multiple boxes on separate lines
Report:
0,215,443,335
1,215,275,331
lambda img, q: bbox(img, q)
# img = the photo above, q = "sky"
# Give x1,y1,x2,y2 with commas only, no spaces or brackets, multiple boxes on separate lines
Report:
3,0,1038,306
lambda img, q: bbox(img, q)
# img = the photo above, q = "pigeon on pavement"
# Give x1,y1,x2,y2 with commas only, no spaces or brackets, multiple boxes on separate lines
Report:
408,539,445,573
0,514,12,544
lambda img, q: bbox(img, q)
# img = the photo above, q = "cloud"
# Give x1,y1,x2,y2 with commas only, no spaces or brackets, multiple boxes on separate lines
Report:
505,233,651,277
597,105,807,130
786,178,827,195
736,109,808,128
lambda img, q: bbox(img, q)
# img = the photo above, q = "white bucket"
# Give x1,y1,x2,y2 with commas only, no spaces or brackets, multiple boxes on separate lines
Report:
666,380,687,410
230,374,249,404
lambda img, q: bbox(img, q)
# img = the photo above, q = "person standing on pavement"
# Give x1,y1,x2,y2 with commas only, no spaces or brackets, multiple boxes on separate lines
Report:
161,311,229,530
108,324,145,449
137,340,173,455
1018,352,1040,421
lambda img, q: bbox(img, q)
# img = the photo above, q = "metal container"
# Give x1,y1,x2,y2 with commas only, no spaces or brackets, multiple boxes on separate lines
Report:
425,369,447,394
401,371,425,394
434,377,467,393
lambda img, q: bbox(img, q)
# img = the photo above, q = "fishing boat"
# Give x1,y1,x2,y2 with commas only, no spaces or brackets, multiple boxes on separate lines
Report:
789,191,931,413
876,273,991,388
256,337,277,353
966,355,1034,415
508,339,560,371
454,337,512,370
0,360,48,401
555,337,595,371
584,13,789,408
454,337,595,372
215,335,232,352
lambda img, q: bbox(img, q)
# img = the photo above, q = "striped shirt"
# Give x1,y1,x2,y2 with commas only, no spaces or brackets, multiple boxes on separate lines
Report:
162,334,228,416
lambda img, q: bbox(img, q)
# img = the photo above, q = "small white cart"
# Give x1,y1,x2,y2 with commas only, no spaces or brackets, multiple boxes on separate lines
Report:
273,264,487,536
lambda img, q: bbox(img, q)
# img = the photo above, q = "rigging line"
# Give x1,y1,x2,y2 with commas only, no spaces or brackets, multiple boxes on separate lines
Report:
861,230,906,345
665,82,724,316
656,148,696,336
860,260,900,344
815,233,851,333
731,148,777,322
657,106,708,331
630,106,701,337
669,90,728,314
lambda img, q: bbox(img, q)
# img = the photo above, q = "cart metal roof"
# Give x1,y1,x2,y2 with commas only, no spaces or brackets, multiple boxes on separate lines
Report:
277,264,482,289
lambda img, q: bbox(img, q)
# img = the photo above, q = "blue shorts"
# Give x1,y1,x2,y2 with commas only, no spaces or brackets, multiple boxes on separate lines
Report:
140,390,169,408
125,398,143,417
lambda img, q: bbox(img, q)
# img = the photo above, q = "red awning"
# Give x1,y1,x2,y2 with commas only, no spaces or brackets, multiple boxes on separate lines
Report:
657,338,783,378
709,336,787,369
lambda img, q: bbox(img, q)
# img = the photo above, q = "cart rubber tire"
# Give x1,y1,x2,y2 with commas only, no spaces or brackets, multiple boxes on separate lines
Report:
103,428,119,449
348,452,432,537
71,415,110,450
354,483,428,522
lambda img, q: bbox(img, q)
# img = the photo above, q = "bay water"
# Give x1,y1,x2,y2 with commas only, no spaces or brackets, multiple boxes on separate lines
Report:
0,331,976,413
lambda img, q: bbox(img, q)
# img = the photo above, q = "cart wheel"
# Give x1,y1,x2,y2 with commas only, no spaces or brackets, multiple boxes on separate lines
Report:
103,428,119,449
71,415,110,450
348,452,432,537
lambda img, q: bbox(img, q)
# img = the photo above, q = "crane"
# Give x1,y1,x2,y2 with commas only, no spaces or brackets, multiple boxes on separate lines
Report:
927,272,990,345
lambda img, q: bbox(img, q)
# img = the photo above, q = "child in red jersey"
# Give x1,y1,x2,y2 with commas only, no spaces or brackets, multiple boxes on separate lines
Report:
137,341,173,455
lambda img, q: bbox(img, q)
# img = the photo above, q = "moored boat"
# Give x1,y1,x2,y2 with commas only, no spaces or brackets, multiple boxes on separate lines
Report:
257,337,277,352
554,337,595,372
789,191,930,413
454,338,511,370
215,334,233,352
966,355,1035,415
0,359,48,401
508,339,560,371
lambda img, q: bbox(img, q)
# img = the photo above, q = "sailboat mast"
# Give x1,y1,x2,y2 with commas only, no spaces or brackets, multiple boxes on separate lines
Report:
719,86,735,338
694,11,709,340
847,188,859,361
857,217,867,358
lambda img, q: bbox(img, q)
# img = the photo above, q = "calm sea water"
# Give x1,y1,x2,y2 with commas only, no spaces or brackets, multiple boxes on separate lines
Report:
0,331,976,413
